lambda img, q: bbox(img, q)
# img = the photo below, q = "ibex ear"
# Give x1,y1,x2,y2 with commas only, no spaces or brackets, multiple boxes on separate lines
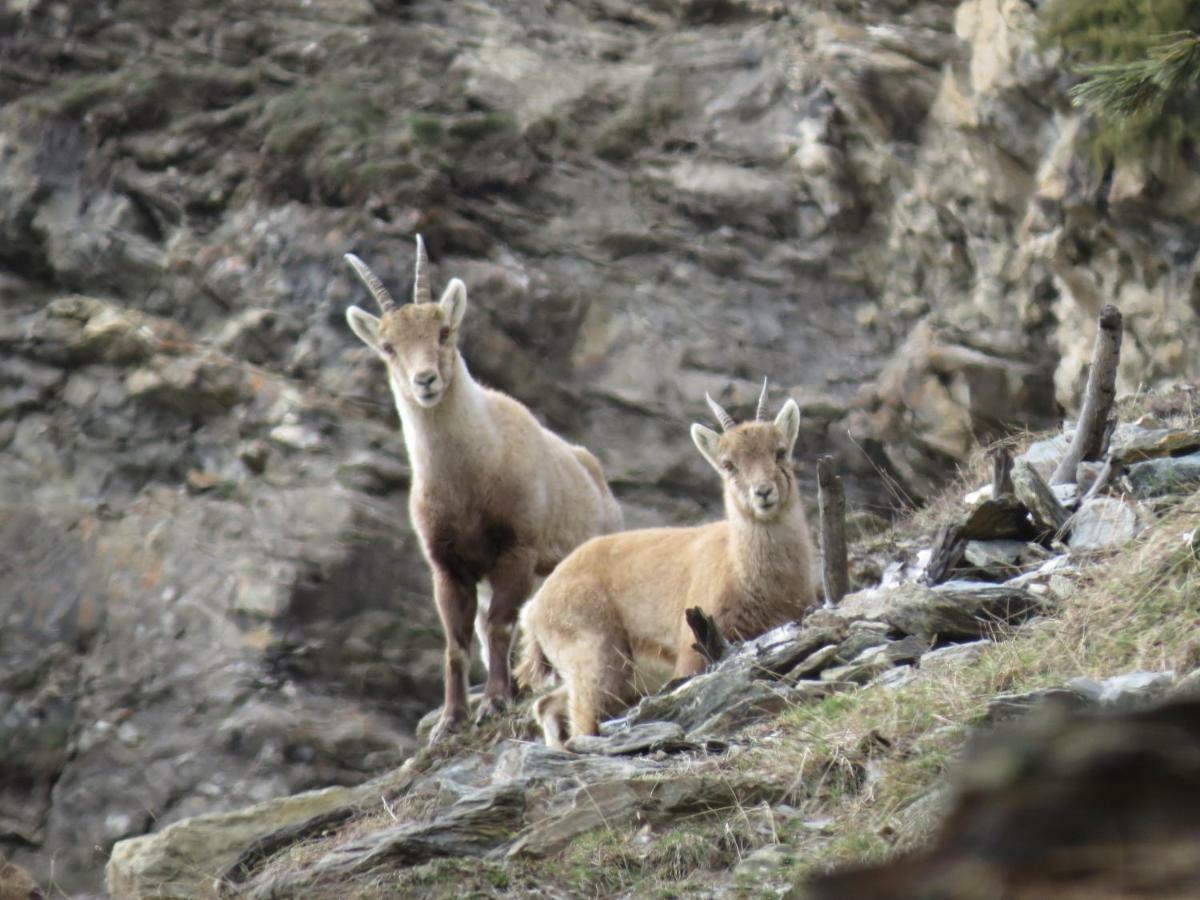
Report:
691,424,723,474
775,398,801,453
346,306,382,353
439,278,468,330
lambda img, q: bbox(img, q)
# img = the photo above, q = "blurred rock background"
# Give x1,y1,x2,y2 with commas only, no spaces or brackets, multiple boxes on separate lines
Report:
0,0,1197,892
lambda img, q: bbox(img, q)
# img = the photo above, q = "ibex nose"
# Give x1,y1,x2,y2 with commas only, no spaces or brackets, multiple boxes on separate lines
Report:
754,483,776,501
414,370,438,389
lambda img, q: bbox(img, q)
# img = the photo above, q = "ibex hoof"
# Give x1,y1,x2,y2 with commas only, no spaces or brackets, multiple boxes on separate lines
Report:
427,713,465,745
473,694,510,725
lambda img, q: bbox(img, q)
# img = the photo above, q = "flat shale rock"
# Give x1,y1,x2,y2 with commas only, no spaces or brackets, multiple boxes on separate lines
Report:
962,539,1031,575
564,722,694,756
245,785,526,896
1112,427,1200,463
1066,670,1175,706
832,621,892,662
836,582,1045,641
786,644,843,681
508,774,777,859
491,742,671,786
106,783,372,900
919,640,992,672
821,636,928,685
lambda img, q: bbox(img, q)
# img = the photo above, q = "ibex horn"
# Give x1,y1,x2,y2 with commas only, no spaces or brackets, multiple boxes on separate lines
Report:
343,253,396,313
756,376,770,421
705,393,736,432
413,234,432,304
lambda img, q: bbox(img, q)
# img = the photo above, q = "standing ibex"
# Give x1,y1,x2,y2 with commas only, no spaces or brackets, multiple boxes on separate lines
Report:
343,236,622,742
516,381,817,747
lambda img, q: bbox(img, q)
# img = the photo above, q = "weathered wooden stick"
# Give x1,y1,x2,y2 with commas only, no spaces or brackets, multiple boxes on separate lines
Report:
990,446,1014,498
1051,305,1123,485
817,456,849,607
685,606,729,666
1013,460,1070,534
1081,455,1118,504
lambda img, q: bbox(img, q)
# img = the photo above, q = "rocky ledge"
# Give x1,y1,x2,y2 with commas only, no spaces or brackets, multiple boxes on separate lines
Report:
102,411,1200,898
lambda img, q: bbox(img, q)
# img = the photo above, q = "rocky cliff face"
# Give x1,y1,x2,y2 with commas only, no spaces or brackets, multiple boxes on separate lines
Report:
1,0,1197,893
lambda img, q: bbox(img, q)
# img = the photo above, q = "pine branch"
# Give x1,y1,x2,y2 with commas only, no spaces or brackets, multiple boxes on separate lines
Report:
1070,32,1200,120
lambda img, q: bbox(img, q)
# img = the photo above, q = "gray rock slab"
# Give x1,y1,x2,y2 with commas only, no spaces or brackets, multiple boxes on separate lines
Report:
1067,671,1175,705
1112,427,1200,463
920,640,993,672
107,783,372,900
490,741,670,787
836,581,1046,640
1128,453,1200,498
507,774,777,859
1068,497,1140,551
834,620,892,661
564,721,692,756
307,785,523,880
785,644,842,682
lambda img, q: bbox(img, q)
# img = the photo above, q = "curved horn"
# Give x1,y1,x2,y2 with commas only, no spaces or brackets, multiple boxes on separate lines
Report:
413,234,432,304
756,376,770,421
343,253,396,313
705,393,736,432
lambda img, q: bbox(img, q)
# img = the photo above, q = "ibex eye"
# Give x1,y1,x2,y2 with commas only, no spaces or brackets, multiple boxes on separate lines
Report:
722,460,736,473
776,448,786,461
438,326,450,344
381,342,396,357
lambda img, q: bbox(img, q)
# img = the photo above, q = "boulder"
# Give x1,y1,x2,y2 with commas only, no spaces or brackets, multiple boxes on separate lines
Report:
806,699,1200,899
1128,453,1200,498
836,582,1046,641
106,784,371,900
1068,497,1140,552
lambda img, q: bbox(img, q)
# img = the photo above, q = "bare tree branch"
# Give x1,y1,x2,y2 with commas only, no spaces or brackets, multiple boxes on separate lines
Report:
1051,305,1124,485
817,456,849,607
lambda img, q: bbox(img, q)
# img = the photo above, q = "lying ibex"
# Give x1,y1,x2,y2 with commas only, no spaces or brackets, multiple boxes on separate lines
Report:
343,237,622,742
517,381,817,747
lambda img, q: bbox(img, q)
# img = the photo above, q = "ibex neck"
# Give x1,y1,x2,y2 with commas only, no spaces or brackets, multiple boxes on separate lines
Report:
391,354,491,479
725,486,811,591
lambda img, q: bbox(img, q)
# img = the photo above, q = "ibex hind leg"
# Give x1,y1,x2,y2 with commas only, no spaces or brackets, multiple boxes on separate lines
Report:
533,687,569,750
566,638,635,740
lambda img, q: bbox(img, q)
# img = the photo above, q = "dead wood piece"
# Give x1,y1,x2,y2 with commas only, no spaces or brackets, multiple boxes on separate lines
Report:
817,456,849,607
1013,460,1070,534
923,524,968,585
1051,305,1123,485
685,606,729,666
1081,456,1118,503
990,447,1015,497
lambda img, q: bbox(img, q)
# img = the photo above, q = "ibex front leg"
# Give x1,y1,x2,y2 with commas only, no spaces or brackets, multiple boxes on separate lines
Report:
474,549,535,724
429,568,477,744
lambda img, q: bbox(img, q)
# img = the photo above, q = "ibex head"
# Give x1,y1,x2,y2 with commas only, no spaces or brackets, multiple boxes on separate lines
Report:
344,235,467,408
691,379,801,521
